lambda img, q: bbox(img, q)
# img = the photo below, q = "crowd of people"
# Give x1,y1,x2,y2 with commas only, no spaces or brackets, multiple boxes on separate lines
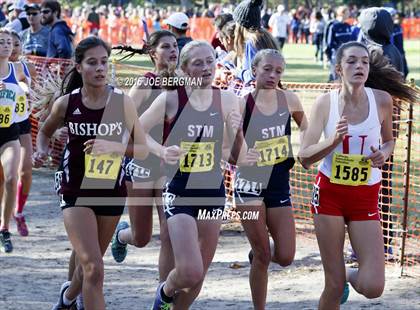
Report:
0,0,418,310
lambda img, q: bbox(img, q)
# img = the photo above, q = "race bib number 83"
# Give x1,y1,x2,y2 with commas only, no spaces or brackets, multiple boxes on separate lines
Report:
331,153,371,186
15,95,27,116
180,141,215,173
0,105,12,128
85,153,122,180
255,136,289,167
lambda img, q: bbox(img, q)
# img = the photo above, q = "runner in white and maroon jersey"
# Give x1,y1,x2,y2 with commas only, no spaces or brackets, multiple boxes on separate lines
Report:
299,41,417,309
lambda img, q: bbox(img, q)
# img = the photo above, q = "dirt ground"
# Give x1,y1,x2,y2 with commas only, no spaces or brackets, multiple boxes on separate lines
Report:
0,169,419,309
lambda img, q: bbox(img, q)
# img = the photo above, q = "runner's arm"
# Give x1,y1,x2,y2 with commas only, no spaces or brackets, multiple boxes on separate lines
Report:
124,94,149,160
36,95,68,157
139,91,168,158
298,93,343,169
285,90,308,142
221,90,247,165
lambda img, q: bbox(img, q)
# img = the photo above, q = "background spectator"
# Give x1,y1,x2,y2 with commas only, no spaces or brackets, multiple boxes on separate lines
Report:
87,6,100,35
5,0,29,33
268,5,290,50
41,0,74,59
312,11,325,63
164,12,192,53
212,13,233,52
325,6,353,81
233,0,278,84
359,7,403,73
20,3,49,57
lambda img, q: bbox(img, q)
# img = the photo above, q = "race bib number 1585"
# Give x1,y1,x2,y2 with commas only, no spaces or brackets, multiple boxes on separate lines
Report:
331,153,371,186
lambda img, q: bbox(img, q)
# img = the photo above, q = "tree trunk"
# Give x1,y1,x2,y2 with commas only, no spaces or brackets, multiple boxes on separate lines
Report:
284,0,289,12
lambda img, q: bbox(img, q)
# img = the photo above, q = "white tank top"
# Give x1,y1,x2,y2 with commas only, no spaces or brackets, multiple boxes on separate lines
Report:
0,63,23,127
318,87,382,185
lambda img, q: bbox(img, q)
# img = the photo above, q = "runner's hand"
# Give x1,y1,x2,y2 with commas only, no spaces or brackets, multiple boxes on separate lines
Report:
32,151,48,168
162,145,184,165
227,110,243,131
241,148,260,166
334,116,348,142
364,146,385,168
83,139,122,155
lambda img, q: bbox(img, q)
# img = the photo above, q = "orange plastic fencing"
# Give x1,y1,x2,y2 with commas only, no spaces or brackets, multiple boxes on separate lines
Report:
28,58,419,277
64,17,216,47
26,55,73,168
62,16,420,46
400,84,420,276
401,18,420,40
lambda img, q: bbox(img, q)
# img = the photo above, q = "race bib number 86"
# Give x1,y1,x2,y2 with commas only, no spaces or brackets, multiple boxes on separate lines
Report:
331,153,371,186
0,105,12,128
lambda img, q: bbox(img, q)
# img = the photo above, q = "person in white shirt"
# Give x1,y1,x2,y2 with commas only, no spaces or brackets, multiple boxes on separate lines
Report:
268,5,290,50
5,0,29,33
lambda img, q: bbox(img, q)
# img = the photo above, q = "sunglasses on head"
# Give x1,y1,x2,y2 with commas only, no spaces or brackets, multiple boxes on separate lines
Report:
41,9,51,14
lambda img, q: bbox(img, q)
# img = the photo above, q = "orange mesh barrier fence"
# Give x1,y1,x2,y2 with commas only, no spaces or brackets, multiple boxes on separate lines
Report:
28,59,420,277
65,17,216,47
402,18,420,40
26,56,73,168
189,17,216,42
400,84,420,276
63,16,419,47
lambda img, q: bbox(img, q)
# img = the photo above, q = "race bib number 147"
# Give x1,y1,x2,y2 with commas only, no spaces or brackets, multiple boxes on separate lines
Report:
85,153,121,180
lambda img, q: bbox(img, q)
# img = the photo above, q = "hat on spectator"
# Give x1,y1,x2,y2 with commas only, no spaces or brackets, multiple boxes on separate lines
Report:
24,3,41,11
164,12,189,30
233,0,263,30
11,0,27,11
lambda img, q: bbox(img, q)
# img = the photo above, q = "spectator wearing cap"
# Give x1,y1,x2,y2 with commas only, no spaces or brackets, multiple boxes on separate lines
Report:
164,12,192,53
233,0,278,84
41,0,74,59
20,3,49,56
5,0,30,33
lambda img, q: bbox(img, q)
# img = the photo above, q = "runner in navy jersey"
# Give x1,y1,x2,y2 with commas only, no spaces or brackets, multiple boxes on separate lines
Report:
142,41,243,310
234,49,307,310
0,28,28,253
110,31,178,283
33,36,148,310
299,41,417,308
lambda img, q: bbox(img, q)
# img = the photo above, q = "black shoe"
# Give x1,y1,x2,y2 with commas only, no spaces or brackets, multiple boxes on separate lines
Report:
0,230,13,253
